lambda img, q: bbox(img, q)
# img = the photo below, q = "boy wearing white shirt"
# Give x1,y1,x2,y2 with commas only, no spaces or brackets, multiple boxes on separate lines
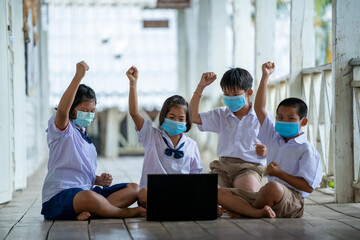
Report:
217,62,323,218
190,69,267,192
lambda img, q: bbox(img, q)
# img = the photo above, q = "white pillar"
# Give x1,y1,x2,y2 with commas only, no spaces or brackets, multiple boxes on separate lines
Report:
254,0,276,89
207,0,228,102
0,0,12,203
233,0,253,74
332,0,360,203
12,0,27,190
289,0,315,97
103,108,120,158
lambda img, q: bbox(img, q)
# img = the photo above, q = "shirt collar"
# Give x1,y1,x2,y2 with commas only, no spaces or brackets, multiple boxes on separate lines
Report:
224,102,256,119
293,132,307,144
161,130,186,148
283,132,307,144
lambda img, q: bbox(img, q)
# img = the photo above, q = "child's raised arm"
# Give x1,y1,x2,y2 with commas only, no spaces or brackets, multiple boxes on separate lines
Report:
254,62,275,125
189,72,217,124
55,61,89,130
127,66,145,131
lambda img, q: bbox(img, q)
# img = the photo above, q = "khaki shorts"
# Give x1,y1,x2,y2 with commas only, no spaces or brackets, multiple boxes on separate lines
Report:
231,183,304,218
209,157,264,188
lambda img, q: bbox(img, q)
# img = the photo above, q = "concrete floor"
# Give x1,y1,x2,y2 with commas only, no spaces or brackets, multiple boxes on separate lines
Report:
0,157,360,240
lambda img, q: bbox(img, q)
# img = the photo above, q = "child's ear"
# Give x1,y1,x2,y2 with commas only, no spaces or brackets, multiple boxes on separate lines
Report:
300,117,308,127
246,89,253,98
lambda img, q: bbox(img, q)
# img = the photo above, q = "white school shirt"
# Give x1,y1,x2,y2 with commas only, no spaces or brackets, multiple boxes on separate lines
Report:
137,119,203,188
42,114,98,203
257,115,323,198
198,104,266,166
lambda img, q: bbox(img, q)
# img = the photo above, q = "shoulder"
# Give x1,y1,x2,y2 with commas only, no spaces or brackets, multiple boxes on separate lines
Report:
298,141,321,161
183,135,199,148
201,107,227,116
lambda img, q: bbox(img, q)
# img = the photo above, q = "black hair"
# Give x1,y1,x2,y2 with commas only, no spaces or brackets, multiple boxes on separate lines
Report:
276,97,308,119
68,84,97,119
220,67,253,92
159,95,192,132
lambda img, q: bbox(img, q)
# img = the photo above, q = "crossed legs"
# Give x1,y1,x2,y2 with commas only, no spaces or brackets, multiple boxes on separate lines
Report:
218,181,284,218
73,183,146,220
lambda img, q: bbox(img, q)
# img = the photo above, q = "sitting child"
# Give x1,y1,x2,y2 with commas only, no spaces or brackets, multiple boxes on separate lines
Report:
218,62,322,218
41,61,146,221
190,69,267,192
126,66,203,207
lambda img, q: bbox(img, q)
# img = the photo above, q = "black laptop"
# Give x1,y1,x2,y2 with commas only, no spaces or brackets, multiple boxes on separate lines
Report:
146,174,218,221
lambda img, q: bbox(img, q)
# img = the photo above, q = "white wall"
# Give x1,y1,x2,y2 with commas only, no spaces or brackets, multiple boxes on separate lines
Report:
0,0,49,203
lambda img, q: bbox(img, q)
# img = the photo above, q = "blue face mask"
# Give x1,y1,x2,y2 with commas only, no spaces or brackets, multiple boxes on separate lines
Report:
223,93,246,112
275,121,301,139
161,118,187,136
73,110,95,127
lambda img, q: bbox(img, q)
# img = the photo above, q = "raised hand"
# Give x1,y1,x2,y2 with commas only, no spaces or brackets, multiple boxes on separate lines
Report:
199,72,217,88
254,142,267,157
75,61,89,79
261,62,275,78
126,66,139,86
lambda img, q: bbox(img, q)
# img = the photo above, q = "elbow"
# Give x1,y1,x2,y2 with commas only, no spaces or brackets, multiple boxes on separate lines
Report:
306,187,314,194
191,115,201,125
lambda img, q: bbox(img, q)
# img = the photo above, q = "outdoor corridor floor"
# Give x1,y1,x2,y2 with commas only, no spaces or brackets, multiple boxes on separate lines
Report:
0,157,360,240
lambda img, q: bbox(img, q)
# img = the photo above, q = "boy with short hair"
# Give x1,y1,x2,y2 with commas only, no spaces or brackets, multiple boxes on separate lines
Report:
190,68,267,192
217,62,323,218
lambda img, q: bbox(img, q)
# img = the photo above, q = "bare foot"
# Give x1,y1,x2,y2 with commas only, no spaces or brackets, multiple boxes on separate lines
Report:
77,211,91,221
263,205,276,218
132,206,147,217
217,205,224,217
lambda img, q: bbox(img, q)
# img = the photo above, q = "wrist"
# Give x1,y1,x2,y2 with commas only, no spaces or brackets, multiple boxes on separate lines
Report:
73,74,84,81
261,74,269,81
196,84,205,93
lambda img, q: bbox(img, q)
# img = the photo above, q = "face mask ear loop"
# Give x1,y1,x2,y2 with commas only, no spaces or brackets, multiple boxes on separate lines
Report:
299,118,305,130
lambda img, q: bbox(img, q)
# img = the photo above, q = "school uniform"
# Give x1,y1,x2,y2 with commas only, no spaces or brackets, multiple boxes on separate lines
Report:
232,114,323,218
137,119,203,188
198,104,265,187
41,114,128,220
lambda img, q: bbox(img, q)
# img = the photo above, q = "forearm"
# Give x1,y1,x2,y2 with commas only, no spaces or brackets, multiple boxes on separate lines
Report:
190,85,205,124
129,85,139,117
128,84,144,130
57,75,83,115
55,75,83,130
277,171,313,193
254,75,269,125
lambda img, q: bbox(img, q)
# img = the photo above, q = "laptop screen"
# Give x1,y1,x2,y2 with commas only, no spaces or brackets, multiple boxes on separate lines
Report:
147,174,218,221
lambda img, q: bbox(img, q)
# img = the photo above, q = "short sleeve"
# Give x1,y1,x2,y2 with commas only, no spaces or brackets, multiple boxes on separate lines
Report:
190,142,203,174
46,114,71,143
257,114,277,147
295,147,323,189
197,109,221,133
137,119,155,148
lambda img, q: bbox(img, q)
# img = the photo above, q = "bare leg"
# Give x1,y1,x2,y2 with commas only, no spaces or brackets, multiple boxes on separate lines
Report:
252,181,284,209
138,188,147,207
73,190,146,220
106,183,140,208
218,187,275,218
233,174,262,192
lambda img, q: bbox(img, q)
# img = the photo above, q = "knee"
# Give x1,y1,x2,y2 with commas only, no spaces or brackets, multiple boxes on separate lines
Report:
74,190,103,209
262,182,284,200
127,183,140,193
138,188,147,200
